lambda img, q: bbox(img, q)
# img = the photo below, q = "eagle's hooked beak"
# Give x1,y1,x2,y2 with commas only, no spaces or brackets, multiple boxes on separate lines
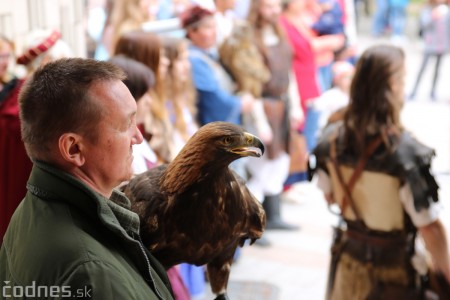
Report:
231,132,265,157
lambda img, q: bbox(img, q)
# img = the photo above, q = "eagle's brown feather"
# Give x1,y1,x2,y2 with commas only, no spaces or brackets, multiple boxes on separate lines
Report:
121,122,266,297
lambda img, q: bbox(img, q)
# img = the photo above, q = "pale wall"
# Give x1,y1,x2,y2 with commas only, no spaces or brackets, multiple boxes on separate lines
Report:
0,0,86,58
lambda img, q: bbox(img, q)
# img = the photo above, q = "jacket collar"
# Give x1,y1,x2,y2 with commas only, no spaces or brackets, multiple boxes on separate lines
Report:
27,161,140,241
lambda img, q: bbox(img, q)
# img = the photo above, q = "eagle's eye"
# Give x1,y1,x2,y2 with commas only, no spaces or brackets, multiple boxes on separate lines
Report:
223,137,232,145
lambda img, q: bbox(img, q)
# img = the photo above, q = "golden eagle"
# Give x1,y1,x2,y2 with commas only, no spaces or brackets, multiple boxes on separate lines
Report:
121,122,266,300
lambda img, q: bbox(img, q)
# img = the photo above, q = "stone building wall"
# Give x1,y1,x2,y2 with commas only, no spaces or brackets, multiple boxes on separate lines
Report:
0,0,86,58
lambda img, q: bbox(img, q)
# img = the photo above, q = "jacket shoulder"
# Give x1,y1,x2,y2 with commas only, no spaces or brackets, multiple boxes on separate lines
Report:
1,196,102,278
1,197,173,299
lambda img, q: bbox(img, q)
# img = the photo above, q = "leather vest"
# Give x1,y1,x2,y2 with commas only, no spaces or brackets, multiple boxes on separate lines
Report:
262,39,292,99
312,122,439,216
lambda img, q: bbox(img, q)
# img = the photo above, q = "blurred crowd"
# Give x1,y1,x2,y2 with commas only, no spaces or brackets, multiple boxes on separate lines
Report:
1,0,450,299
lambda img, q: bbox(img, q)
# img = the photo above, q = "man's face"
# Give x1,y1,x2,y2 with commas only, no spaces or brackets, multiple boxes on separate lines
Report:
188,17,217,49
82,80,143,193
259,0,282,23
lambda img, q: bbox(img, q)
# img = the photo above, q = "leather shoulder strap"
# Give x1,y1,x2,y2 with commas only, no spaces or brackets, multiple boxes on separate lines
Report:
329,131,383,221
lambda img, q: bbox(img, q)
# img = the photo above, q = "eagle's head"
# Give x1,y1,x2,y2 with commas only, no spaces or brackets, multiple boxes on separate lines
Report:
162,122,265,194
187,121,264,160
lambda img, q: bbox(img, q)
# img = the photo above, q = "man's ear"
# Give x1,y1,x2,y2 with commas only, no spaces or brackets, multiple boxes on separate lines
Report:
58,133,86,167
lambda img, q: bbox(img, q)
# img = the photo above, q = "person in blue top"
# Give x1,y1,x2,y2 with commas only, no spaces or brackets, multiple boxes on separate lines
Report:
180,5,255,126
312,0,345,36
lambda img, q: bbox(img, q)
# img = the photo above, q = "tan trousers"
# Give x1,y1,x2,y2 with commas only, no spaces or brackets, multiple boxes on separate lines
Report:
330,253,409,300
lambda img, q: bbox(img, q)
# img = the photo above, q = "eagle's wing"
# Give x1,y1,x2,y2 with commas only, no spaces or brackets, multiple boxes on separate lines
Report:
203,170,266,295
121,165,169,247
230,170,266,245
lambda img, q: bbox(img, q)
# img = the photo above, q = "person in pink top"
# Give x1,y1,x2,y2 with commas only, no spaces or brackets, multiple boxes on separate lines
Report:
280,0,322,156
280,11,320,122
280,0,344,152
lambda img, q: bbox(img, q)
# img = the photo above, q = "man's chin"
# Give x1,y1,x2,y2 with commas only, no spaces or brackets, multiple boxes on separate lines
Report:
126,170,134,180
119,170,134,184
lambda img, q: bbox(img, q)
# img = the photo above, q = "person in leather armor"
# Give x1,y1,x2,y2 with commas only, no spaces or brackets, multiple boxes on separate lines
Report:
311,44,450,299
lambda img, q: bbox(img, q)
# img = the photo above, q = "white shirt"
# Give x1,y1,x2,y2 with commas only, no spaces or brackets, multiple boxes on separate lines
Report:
132,141,158,175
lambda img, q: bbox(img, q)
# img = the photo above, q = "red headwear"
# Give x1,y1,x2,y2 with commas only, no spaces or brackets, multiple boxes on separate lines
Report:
16,30,61,65
179,5,214,29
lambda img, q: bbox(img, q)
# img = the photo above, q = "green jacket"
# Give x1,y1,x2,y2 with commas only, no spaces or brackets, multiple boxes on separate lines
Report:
0,161,174,299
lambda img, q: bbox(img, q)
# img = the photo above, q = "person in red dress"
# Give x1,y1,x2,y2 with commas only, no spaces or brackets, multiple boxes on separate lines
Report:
0,30,71,239
0,35,30,240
